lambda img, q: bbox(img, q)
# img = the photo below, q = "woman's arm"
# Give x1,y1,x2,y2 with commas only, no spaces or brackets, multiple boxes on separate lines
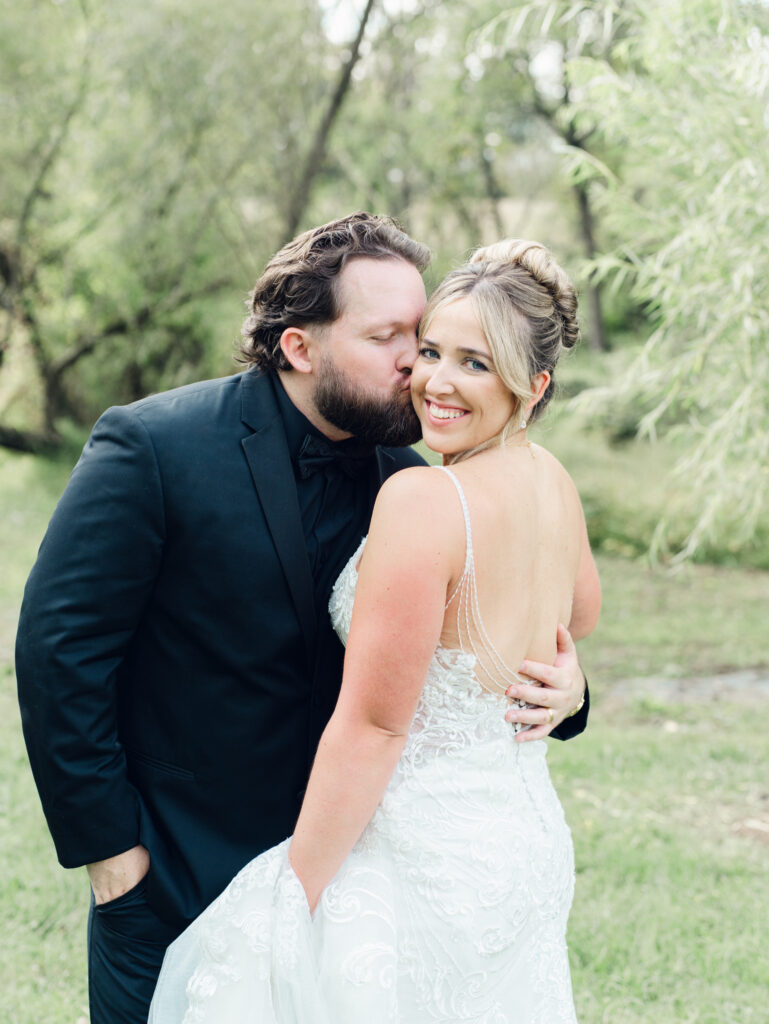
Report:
289,468,457,912
568,509,601,641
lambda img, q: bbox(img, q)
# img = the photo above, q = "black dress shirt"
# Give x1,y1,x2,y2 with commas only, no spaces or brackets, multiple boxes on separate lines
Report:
271,375,375,615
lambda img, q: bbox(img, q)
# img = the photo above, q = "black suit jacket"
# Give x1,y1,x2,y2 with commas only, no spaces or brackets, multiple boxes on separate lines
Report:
16,369,588,927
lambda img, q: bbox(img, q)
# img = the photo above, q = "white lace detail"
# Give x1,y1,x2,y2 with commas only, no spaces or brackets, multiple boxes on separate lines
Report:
150,531,578,1024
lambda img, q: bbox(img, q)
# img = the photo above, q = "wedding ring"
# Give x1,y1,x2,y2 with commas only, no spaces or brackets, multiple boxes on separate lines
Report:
547,707,554,725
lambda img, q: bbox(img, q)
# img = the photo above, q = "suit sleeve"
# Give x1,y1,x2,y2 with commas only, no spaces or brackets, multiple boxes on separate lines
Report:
550,681,590,740
15,405,165,867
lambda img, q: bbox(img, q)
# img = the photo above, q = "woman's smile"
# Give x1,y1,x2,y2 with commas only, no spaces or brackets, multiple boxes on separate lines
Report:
424,399,469,423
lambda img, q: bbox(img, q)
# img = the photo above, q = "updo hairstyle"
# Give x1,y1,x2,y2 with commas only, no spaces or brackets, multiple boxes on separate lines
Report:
419,239,579,457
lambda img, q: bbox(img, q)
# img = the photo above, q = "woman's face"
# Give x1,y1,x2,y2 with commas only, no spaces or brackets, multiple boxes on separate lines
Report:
410,296,517,456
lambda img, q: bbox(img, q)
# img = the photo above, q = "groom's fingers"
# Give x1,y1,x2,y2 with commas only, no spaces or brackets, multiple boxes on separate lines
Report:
515,722,551,743
505,676,566,709
555,621,576,655
503,624,581,735
525,658,556,683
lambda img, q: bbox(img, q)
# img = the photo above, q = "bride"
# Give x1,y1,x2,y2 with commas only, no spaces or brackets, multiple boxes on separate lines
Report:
149,238,601,1023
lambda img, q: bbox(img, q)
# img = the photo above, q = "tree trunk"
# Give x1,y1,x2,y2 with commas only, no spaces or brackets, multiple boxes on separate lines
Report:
0,423,60,454
573,181,609,352
480,147,505,239
281,0,378,245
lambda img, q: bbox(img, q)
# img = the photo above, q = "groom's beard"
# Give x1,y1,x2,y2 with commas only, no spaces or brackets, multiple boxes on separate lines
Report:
314,355,422,447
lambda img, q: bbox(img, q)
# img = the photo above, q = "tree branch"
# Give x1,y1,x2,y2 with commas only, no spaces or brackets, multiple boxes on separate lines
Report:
281,0,378,244
49,277,232,378
0,423,61,455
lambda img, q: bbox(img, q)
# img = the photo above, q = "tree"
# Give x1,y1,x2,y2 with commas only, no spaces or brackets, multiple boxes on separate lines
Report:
471,0,648,351
560,0,769,558
0,0,334,450
281,0,379,244
316,0,546,280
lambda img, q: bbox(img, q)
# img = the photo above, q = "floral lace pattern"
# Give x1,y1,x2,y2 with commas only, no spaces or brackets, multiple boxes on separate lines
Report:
150,534,578,1023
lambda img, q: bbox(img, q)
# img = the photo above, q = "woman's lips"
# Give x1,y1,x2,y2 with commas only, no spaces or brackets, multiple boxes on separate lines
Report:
424,399,468,424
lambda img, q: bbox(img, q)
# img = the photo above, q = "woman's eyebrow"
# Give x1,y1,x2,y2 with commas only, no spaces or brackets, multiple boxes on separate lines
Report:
457,346,491,359
420,339,491,360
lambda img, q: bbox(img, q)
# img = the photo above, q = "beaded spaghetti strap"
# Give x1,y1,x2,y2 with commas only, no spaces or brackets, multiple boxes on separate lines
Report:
437,467,526,697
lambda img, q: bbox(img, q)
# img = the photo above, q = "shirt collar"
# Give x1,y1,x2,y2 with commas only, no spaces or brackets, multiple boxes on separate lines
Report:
270,373,376,465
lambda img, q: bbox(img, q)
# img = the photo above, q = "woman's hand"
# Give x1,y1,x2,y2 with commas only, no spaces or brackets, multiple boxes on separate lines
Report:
288,847,321,915
503,624,586,742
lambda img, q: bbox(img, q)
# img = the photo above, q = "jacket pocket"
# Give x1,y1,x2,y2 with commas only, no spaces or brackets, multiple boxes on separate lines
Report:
127,749,195,781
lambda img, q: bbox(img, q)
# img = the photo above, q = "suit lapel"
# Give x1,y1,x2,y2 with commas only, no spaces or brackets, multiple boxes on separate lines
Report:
375,446,401,489
240,372,316,658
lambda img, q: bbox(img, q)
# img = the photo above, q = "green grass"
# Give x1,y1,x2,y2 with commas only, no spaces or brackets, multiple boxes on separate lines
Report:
2,436,768,1023
550,701,769,1024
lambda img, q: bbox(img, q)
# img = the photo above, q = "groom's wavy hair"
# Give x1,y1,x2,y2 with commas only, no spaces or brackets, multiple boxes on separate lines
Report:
239,212,431,373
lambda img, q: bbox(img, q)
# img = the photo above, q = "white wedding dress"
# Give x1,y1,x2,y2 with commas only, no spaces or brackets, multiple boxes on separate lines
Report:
149,469,577,1024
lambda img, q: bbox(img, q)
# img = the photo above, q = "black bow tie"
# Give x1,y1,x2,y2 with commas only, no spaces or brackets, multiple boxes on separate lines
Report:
296,434,372,480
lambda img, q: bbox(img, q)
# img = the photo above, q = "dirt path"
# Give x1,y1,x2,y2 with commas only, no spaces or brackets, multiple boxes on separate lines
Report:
607,667,769,703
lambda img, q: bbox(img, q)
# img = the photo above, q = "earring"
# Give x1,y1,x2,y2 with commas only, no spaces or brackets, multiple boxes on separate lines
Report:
520,417,527,429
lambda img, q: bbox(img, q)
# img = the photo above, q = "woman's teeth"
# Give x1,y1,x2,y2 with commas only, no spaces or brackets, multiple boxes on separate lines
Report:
430,404,465,420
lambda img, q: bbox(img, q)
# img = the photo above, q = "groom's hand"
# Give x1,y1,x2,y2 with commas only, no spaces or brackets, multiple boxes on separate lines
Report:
87,844,150,905
504,624,586,743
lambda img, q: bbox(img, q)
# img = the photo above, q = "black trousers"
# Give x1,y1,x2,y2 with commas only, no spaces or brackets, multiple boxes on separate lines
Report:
87,878,182,1024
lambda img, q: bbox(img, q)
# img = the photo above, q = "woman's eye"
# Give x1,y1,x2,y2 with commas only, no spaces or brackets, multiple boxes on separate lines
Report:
418,346,439,360
466,358,488,372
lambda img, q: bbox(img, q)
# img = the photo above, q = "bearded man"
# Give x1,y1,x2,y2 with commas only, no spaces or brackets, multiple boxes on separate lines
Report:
16,212,590,1024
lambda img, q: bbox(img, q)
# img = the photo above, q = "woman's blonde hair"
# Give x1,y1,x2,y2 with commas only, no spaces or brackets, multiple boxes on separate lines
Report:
419,239,579,461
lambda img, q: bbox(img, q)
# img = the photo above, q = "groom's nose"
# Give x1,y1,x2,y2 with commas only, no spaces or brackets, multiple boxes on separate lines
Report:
394,330,419,374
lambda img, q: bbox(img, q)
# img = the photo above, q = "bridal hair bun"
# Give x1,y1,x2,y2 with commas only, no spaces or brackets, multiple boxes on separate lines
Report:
470,239,580,351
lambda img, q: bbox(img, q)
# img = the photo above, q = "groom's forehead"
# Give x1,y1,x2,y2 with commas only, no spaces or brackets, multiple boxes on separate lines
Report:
334,257,426,322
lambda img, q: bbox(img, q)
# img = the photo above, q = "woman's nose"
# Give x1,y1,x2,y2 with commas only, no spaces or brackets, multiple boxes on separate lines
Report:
426,362,456,395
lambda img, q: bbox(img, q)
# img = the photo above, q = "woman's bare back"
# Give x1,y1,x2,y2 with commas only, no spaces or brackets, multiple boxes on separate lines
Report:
437,444,584,692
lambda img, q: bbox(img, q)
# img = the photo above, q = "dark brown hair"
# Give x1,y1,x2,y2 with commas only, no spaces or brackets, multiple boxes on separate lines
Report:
239,212,431,372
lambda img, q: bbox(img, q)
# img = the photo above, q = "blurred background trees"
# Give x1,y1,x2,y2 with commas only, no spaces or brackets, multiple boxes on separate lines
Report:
1,0,767,562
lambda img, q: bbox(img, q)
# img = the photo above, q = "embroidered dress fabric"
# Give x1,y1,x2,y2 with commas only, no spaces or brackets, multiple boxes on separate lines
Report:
149,469,578,1024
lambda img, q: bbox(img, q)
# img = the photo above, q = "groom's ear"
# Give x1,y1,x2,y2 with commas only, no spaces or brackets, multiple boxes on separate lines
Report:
279,327,316,374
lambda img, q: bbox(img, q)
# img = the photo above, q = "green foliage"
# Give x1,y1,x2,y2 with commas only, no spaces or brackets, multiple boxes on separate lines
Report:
555,0,769,560
0,0,333,428
3,0,766,565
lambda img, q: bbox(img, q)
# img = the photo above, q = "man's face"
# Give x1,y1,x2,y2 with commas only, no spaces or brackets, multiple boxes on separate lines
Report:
312,257,426,446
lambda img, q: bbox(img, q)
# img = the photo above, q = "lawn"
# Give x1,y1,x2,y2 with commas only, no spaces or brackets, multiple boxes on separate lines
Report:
1,432,767,1023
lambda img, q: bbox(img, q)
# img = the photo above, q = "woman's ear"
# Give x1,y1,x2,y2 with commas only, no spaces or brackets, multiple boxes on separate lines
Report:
525,371,551,416
279,327,315,374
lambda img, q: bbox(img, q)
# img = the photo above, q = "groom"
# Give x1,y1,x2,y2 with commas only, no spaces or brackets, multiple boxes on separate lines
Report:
16,212,589,1024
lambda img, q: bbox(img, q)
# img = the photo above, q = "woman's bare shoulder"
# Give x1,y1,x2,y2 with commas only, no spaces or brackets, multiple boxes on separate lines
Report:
530,444,582,503
369,466,466,560
376,464,457,510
